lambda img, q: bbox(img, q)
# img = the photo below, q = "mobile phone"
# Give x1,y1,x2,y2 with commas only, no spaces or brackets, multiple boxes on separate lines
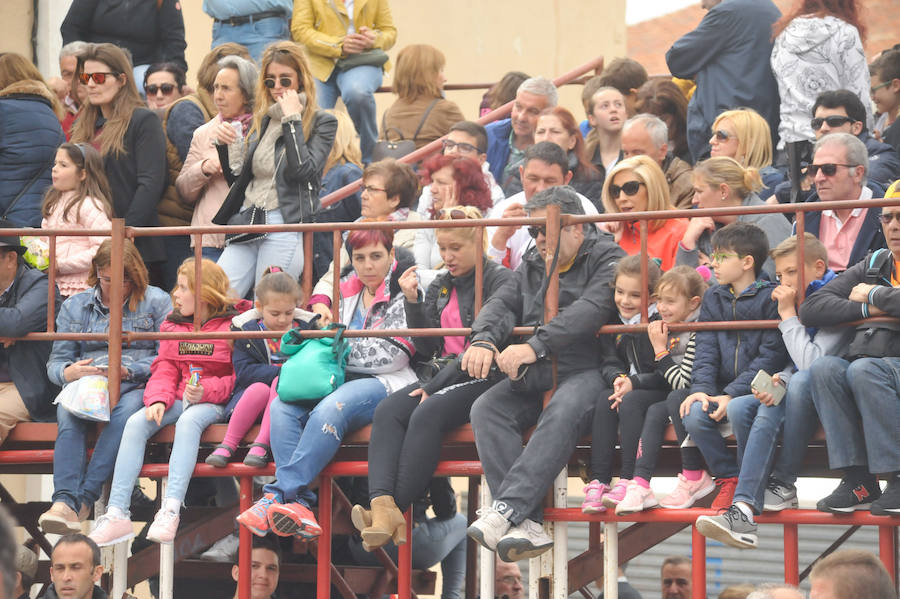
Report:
751,370,786,405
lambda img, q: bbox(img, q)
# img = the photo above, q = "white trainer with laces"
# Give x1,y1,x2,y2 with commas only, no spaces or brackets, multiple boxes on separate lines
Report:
89,514,135,547
467,502,512,551
496,519,553,562
147,508,180,544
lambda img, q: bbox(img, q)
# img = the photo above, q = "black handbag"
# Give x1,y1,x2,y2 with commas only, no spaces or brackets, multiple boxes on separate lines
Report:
371,99,440,162
415,354,457,383
225,206,267,246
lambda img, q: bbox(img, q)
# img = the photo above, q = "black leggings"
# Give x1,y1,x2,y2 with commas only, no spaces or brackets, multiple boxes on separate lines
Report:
590,389,667,482
632,388,704,481
367,377,495,510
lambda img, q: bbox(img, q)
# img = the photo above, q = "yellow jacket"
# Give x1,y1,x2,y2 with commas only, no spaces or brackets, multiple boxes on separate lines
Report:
291,0,397,82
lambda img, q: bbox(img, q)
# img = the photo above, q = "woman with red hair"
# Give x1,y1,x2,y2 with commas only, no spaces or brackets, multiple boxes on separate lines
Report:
533,106,604,208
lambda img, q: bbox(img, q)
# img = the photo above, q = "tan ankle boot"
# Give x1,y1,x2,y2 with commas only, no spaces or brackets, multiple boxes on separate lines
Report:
350,504,371,532
361,495,406,549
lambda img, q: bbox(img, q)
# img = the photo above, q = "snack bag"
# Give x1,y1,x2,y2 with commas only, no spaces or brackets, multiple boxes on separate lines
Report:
54,375,110,422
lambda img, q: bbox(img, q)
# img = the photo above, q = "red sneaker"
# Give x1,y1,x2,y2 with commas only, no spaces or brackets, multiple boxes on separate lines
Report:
267,502,323,539
711,477,738,511
237,493,278,537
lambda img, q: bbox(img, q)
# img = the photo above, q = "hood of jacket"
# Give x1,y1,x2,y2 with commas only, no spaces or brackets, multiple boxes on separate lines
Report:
0,79,55,104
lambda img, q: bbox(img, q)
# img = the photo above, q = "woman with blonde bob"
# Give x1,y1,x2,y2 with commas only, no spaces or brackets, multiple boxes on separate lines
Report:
708,108,785,200
601,155,687,270
212,41,337,298
677,157,792,278
380,44,464,150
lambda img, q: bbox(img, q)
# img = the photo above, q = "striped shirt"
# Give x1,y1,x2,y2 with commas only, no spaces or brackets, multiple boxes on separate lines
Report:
655,332,696,390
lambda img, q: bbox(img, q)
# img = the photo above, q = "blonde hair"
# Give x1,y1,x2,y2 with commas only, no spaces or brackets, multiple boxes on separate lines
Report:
323,109,362,172
434,205,488,250
0,53,64,118
70,43,146,157
87,239,149,312
693,157,763,203
713,108,773,170
602,155,673,232
174,259,238,319
770,232,829,265
656,265,708,303
392,44,445,103
250,42,318,140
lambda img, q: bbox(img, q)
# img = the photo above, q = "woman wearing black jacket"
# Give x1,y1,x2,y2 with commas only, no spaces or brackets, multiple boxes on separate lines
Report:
353,206,513,550
213,41,337,298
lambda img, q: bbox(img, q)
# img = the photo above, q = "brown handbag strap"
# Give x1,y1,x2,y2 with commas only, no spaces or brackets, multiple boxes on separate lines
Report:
411,99,440,141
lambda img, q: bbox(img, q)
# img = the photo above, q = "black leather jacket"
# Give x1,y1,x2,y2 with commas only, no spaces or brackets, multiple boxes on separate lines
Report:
214,110,337,225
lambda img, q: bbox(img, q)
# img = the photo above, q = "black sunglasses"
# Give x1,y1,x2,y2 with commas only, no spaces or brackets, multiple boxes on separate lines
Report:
713,129,732,141
808,163,857,177
878,212,900,225
810,115,854,131
527,226,545,239
264,76,296,89
608,180,644,199
442,139,482,154
145,83,176,95
79,71,119,84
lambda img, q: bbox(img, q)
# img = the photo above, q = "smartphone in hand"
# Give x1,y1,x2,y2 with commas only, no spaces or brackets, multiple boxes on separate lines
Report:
751,370,786,405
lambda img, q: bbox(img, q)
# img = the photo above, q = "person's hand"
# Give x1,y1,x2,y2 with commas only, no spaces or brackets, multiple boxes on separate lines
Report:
311,303,333,327
680,392,708,418
608,376,633,410
497,343,537,378
849,283,877,304
183,383,204,404
708,394,731,421
63,358,103,383
200,158,223,177
146,402,166,426
772,285,797,320
0,338,15,348
213,120,238,145
752,373,782,407
603,220,624,242
409,387,429,404
491,203,526,251
277,89,304,117
357,26,377,49
647,320,669,354
682,217,716,250
398,266,419,302
460,345,495,379
341,33,369,55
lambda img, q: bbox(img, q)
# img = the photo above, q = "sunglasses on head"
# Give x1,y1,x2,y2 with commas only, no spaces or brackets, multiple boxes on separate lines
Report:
713,129,732,141
441,139,482,154
608,180,644,199
440,208,472,220
79,71,119,85
145,83,176,95
264,76,296,89
808,163,857,177
810,115,854,131
878,212,900,225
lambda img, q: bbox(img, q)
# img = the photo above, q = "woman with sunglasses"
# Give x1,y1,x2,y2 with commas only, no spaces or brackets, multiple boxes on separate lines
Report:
414,154,493,287
143,63,186,111
601,155,687,270
212,41,337,298
677,157,791,280
69,43,168,272
352,205,513,552
708,108,785,201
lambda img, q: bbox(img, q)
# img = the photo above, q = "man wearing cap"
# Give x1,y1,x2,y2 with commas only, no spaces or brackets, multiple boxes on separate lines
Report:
0,221,60,443
14,544,38,599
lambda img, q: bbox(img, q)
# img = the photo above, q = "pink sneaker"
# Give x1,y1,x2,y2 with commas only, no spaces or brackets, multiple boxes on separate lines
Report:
660,471,715,509
146,508,180,544
602,479,631,509
89,514,135,547
615,481,659,515
581,480,610,514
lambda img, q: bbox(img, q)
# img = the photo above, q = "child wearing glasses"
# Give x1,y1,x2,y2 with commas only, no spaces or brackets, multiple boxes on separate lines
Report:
677,222,789,513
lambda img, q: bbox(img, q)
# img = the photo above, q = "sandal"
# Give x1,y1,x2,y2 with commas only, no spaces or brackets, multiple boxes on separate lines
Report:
205,444,235,468
243,443,271,468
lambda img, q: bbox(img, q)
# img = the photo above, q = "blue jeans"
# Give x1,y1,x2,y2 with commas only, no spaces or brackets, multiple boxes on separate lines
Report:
201,246,223,262
107,401,225,512
810,355,900,474
216,209,303,298
264,377,388,506
211,16,289,63
349,512,467,599
315,65,383,164
727,393,785,513
52,386,145,512
682,401,740,479
771,370,818,486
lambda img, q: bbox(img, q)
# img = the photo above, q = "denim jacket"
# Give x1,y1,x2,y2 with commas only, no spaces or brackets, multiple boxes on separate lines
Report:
47,285,173,387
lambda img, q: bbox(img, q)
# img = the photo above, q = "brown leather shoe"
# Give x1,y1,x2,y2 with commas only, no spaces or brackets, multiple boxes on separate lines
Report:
39,502,83,535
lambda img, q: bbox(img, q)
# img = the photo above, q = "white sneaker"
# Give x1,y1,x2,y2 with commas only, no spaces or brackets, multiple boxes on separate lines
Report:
89,514,135,547
467,502,512,551
496,519,553,562
146,508,180,544
199,533,239,562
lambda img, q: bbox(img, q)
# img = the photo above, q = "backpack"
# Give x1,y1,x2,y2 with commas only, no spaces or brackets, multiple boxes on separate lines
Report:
846,249,900,360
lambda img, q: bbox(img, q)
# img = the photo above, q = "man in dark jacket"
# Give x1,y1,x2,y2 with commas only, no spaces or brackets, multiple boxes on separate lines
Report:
41,534,106,599
800,202,900,516
464,186,625,562
666,0,781,162
0,224,60,443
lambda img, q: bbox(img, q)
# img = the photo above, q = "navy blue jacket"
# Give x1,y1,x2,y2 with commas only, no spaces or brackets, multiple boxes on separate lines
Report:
862,132,900,189
0,81,65,227
800,194,886,271
485,118,513,185
666,0,781,162
690,280,789,397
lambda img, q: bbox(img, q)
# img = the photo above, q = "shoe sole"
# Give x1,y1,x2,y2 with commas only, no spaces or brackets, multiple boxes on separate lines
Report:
496,537,553,562
616,497,659,515
695,516,757,550
871,504,900,516
91,531,135,547
660,480,717,509
581,504,606,514
763,499,798,511
816,501,873,514
267,508,322,539
205,456,229,468
146,532,174,544
39,515,83,536
466,523,501,551
243,457,269,468
350,505,372,532
601,495,625,509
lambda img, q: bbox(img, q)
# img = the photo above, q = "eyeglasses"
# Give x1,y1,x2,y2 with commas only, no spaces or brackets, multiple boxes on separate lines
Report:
442,139,482,154
871,81,891,95
362,185,386,194
264,76,295,89
810,115,854,130
527,225,545,239
608,180,644,199
710,252,742,263
878,212,900,225
712,129,732,142
145,83,176,95
79,71,119,85
807,163,857,177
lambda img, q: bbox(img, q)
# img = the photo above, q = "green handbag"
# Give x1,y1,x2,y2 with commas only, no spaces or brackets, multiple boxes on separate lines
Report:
277,323,350,404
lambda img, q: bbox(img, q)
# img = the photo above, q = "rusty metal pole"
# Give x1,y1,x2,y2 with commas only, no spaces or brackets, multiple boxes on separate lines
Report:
639,219,649,322
331,230,342,324
107,219,125,409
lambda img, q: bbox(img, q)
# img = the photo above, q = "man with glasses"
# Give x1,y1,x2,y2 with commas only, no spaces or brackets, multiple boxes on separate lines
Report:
799,132,887,272
799,183,900,515
465,186,625,562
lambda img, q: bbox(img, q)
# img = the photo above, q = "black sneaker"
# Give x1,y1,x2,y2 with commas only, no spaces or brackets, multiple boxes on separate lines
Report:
816,476,881,513
871,478,900,516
